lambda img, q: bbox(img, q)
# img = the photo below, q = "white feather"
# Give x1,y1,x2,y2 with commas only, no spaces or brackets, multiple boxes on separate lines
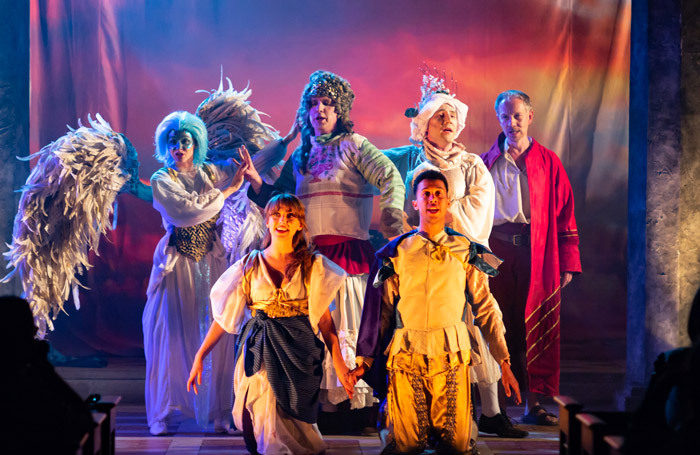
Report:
196,74,285,262
2,115,133,337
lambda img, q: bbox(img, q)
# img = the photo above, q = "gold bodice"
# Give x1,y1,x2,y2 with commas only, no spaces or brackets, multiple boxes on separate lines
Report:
250,288,309,318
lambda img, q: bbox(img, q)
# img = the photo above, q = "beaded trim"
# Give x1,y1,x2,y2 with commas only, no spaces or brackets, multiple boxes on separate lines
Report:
443,364,459,446
165,163,220,262
309,80,339,100
410,372,430,449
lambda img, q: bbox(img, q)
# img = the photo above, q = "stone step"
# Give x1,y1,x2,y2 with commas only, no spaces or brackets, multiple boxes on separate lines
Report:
57,355,626,407
57,357,146,404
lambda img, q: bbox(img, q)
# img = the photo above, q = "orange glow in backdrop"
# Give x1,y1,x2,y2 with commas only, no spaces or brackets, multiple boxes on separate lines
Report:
29,0,630,355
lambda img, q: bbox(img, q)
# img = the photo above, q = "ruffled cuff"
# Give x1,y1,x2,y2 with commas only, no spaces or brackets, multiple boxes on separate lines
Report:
379,207,404,238
355,356,374,368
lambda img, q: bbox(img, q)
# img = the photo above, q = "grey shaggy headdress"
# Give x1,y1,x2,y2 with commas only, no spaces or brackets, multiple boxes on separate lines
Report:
294,71,355,173
297,70,355,127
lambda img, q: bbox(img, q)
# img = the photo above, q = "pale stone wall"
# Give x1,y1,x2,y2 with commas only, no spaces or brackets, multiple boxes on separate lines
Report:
627,0,700,400
679,0,700,347
0,0,29,296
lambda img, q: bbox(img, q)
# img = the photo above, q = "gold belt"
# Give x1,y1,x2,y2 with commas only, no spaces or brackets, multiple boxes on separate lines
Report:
251,289,309,318
169,213,220,262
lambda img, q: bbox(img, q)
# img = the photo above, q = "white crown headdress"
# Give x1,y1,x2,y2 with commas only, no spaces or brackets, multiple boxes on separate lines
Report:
407,64,468,144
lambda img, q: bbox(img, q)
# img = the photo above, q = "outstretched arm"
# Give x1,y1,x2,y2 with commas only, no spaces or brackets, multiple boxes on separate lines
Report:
119,133,154,202
187,321,227,395
282,121,300,148
500,361,522,404
318,308,354,399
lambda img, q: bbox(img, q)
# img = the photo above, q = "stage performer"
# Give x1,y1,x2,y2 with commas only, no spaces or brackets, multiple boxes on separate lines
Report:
187,193,354,454
351,170,521,454
384,71,527,440
143,111,252,436
480,90,581,425
385,71,493,246
240,70,405,413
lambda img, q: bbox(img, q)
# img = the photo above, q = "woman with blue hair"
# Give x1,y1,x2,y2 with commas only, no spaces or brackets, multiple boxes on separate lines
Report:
143,110,249,435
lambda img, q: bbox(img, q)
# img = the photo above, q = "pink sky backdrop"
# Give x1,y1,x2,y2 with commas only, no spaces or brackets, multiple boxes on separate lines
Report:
28,0,630,355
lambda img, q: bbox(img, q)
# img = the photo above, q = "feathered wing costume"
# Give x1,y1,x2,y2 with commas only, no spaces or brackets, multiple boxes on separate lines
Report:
4,77,284,338
2,115,137,338
196,77,283,263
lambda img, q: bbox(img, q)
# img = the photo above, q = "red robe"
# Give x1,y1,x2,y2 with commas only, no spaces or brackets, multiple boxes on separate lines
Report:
481,133,581,395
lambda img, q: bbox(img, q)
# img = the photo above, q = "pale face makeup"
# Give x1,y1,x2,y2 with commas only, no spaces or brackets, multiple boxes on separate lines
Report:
309,96,338,136
426,103,458,150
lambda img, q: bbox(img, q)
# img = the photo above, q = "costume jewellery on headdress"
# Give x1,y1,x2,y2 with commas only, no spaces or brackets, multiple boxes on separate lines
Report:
405,66,469,145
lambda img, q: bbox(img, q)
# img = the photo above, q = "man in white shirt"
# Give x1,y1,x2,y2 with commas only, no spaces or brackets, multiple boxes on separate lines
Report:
481,91,581,426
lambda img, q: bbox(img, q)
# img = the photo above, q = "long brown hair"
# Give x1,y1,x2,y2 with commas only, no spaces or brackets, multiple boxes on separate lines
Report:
262,193,315,281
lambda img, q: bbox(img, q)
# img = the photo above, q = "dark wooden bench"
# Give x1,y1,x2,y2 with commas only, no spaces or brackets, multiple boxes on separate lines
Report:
577,411,629,455
603,435,624,455
84,411,107,455
89,395,121,455
554,395,585,455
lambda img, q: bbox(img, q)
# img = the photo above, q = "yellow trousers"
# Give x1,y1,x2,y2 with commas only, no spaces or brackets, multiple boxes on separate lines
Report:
386,350,471,454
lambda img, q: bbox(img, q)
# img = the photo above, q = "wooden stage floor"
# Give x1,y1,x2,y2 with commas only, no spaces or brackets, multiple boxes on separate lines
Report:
57,335,624,454
114,404,559,455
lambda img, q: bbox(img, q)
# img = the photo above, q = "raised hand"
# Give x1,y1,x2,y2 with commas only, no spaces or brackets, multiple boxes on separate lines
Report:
238,145,264,194
282,121,300,146
222,155,250,199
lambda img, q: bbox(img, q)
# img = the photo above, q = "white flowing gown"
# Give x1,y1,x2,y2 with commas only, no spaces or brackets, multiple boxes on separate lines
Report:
143,163,238,429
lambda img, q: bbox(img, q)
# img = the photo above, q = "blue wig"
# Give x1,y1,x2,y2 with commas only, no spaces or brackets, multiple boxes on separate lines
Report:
154,111,209,168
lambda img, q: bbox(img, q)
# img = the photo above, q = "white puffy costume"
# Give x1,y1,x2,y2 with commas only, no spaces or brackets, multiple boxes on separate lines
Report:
383,90,502,387
144,82,284,433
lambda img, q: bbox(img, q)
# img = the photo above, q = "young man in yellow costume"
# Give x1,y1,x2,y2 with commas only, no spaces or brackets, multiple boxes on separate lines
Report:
351,169,521,454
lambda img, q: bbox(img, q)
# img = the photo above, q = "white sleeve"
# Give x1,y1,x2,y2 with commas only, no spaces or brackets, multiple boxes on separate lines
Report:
210,255,252,334
307,254,346,332
449,155,495,246
208,160,238,190
151,170,225,227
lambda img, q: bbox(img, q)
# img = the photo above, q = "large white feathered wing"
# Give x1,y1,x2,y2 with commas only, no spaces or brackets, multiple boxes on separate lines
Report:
3,115,135,337
196,77,285,263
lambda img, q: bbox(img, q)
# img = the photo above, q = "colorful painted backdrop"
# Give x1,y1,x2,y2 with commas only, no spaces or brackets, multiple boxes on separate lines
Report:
28,0,630,356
